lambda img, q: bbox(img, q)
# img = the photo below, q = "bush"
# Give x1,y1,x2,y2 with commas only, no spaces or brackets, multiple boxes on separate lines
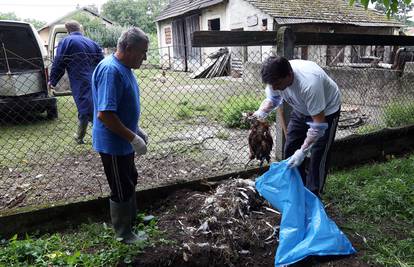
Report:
220,95,276,129
221,96,260,129
383,101,414,127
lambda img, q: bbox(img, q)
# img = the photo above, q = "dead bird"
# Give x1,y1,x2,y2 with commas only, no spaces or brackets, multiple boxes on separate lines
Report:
248,119,273,168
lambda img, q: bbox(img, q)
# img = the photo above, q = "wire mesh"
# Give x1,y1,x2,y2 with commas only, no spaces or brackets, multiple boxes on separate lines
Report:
1,44,413,212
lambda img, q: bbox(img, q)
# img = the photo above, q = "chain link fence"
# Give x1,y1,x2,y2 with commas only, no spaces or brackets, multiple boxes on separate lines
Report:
1,43,413,212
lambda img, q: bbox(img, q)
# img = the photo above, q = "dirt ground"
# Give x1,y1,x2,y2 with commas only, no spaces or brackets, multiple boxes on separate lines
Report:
0,107,368,211
123,178,372,267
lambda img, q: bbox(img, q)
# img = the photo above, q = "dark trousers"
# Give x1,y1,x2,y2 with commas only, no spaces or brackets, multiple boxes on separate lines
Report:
100,152,138,202
78,112,93,125
284,109,340,195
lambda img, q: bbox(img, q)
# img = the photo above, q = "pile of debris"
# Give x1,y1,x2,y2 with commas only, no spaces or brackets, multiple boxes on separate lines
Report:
170,178,280,266
338,105,368,129
191,48,231,79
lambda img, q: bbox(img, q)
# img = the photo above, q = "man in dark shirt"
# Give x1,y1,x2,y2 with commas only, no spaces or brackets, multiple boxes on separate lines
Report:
49,20,103,144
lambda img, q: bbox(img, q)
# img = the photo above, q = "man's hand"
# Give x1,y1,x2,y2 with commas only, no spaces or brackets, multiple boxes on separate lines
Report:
131,134,147,155
137,127,148,145
48,82,55,90
287,149,305,168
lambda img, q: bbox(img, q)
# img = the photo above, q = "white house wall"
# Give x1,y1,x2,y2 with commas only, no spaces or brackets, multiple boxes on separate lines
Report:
200,3,227,57
227,0,274,63
156,19,174,69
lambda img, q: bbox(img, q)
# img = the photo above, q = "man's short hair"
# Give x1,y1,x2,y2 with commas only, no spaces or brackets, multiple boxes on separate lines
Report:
117,27,149,53
261,56,292,84
65,20,81,33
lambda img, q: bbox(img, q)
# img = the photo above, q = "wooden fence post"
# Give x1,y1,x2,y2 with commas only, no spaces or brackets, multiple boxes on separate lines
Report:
274,26,295,160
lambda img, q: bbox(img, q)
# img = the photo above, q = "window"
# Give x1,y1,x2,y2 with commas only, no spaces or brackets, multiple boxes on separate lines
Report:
208,18,220,31
261,19,268,31
164,27,172,45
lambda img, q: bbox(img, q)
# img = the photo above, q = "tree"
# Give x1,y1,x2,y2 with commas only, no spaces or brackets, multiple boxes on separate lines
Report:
68,12,125,48
351,0,413,17
0,12,46,30
23,18,47,30
374,1,414,25
0,12,20,21
101,0,167,34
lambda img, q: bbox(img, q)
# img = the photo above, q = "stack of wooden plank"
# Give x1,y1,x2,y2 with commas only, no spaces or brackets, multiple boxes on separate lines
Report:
191,48,231,79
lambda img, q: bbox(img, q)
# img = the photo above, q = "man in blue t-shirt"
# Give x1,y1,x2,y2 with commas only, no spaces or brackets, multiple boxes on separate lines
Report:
92,27,148,244
49,20,103,144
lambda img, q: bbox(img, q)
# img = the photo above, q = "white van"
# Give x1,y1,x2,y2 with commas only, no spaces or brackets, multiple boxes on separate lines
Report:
0,20,58,119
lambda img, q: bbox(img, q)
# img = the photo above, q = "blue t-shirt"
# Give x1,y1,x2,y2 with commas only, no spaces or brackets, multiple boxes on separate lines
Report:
92,54,140,155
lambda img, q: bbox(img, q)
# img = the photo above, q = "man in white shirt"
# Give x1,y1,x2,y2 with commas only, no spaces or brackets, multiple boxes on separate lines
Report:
253,56,341,197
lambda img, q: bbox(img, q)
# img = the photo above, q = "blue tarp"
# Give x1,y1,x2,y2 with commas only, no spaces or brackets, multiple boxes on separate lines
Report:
255,160,356,266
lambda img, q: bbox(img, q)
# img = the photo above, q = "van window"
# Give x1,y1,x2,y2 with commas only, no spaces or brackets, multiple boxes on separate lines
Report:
52,32,67,58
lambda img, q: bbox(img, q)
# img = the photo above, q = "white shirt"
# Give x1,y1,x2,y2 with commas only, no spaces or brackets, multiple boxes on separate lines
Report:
266,60,341,116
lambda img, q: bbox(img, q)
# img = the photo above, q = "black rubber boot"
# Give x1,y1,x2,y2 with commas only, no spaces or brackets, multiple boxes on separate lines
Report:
74,121,88,144
130,192,137,226
109,199,145,244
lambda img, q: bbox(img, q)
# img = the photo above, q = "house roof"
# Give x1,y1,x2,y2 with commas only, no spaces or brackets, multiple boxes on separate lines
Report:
156,0,225,22
246,0,401,27
38,7,113,32
157,0,400,27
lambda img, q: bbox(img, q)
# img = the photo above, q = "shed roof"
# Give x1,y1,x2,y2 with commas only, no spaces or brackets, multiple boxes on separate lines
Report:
156,0,225,22
157,0,400,28
246,0,401,27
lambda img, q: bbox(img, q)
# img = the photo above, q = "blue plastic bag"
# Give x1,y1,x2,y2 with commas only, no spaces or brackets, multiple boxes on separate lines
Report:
255,160,356,266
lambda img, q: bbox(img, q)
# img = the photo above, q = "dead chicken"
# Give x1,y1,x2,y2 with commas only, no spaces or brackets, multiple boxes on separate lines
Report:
248,119,273,167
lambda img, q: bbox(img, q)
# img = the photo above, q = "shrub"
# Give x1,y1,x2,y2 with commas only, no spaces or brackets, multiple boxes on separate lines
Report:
383,101,414,127
220,96,260,129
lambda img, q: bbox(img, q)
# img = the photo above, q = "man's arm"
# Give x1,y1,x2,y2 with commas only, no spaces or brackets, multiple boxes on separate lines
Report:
301,111,328,151
98,111,147,155
288,111,328,168
97,111,135,142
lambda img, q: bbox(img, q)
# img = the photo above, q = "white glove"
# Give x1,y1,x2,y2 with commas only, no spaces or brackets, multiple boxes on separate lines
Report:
137,127,148,145
131,134,147,155
287,149,305,168
252,110,267,121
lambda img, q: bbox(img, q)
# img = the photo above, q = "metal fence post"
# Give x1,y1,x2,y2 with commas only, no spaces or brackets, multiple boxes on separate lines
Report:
168,46,171,68
274,26,295,160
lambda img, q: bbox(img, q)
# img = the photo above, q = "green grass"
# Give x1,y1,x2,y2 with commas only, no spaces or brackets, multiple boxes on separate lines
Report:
0,96,89,168
384,101,414,128
0,67,266,169
0,214,170,267
324,154,414,267
0,156,413,266
356,124,383,135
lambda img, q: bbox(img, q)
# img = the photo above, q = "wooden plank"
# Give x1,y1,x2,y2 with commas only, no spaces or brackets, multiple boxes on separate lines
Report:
192,31,277,47
192,31,414,47
295,32,414,46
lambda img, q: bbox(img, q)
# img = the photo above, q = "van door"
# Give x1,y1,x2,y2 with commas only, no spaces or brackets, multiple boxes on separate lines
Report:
48,25,72,96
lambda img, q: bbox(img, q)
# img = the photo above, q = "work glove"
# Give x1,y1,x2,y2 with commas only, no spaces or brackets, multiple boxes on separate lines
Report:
252,110,267,122
48,82,55,89
131,134,147,155
287,149,305,168
136,127,148,145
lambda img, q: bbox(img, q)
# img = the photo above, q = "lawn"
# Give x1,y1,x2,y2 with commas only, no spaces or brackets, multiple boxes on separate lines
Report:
0,154,412,266
0,69,262,169
324,154,414,267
